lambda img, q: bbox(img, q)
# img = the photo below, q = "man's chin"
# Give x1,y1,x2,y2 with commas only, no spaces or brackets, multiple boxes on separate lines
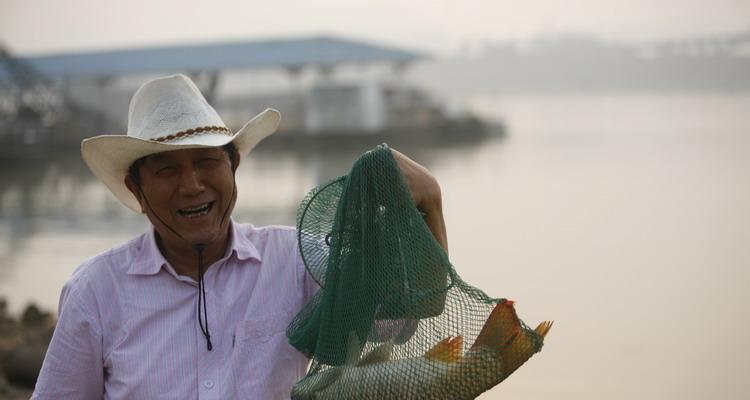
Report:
155,215,230,248
184,232,223,248
182,223,231,247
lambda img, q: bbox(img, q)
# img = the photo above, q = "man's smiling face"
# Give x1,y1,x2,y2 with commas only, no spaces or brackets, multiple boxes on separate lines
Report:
127,146,237,248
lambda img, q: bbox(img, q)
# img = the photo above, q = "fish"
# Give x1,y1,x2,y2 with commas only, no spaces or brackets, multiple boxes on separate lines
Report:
291,300,552,400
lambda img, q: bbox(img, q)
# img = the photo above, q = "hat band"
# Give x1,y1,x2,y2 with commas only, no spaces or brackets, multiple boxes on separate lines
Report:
152,125,232,143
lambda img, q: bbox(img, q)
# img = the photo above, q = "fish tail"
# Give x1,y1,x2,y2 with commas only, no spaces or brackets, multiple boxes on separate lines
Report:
535,320,554,338
470,299,522,353
497,320,553,376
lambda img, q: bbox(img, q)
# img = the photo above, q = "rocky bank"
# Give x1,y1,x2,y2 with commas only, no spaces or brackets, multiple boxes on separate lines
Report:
0,299,54,399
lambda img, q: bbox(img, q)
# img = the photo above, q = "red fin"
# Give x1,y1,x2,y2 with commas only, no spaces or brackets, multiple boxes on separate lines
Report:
471,300,522,353
535,321,553,338
425,336,464,362
497,321,553,377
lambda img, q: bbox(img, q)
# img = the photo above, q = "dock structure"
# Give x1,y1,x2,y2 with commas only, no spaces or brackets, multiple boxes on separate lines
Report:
1,36,442,144
2,36,424,100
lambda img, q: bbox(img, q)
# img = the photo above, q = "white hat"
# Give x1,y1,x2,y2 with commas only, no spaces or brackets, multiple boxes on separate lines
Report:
81,74,280,213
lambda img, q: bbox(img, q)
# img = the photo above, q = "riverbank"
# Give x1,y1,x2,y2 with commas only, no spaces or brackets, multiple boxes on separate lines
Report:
0,298,54,399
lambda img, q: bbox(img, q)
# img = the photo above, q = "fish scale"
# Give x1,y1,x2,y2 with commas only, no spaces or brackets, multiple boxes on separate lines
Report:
291,302,551,399
295,351,508,400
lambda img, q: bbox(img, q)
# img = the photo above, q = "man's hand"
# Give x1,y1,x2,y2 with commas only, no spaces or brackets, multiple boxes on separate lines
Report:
390,149,448,253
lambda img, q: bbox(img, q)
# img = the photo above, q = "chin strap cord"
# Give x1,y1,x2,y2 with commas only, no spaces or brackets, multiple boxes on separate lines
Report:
135,176,238,352
137,185,213,351
195,244,212,351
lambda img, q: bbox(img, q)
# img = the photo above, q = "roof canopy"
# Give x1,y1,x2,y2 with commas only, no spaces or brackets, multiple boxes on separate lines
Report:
1,36,425,82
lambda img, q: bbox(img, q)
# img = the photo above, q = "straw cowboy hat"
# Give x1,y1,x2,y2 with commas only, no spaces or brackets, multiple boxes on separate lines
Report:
81,74,280,213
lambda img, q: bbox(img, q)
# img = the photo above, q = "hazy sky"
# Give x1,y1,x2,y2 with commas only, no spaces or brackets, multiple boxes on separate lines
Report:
2,0,749,55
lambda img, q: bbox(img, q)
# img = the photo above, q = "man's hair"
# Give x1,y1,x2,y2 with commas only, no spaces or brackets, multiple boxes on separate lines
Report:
128,142,239,187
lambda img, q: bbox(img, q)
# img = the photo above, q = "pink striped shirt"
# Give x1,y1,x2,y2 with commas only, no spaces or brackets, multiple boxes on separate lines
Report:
33,221,319,399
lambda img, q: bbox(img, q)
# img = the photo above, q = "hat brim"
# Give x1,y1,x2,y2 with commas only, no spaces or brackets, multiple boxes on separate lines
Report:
82,108,280,213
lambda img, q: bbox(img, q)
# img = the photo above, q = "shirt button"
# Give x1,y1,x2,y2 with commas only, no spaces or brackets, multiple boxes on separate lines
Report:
204,380,214,389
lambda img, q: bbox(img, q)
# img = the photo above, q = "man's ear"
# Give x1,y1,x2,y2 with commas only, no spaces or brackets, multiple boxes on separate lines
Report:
124,174,146,214
230,149,240,172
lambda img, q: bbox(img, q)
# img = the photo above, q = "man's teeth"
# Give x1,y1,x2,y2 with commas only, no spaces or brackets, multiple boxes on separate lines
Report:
178,202,212,217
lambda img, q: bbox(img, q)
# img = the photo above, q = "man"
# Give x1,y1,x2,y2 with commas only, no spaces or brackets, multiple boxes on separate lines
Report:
32,74,447,399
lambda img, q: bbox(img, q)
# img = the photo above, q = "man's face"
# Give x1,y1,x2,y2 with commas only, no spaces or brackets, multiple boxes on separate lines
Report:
127,147,237,248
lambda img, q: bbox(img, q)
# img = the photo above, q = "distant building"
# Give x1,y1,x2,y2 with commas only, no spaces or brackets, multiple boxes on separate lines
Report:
3,37,477,142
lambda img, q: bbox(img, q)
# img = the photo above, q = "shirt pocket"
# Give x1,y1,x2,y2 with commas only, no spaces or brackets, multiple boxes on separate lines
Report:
236,313,289,343
232,313,300,399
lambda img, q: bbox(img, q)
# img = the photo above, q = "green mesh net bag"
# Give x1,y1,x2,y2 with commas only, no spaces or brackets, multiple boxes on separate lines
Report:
287,144,552,400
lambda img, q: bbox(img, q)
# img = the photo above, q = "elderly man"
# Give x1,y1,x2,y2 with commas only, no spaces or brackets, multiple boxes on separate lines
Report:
32,74,447,399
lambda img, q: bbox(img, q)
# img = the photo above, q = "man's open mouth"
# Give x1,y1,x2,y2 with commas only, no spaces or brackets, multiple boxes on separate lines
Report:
177,201,214,218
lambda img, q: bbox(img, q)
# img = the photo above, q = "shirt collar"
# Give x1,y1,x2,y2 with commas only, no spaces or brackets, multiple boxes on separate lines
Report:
128,227,168,275
128,219,262,276
228,219,263,262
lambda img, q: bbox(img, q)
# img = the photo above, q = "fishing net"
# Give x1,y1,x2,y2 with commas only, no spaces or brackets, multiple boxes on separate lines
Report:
287,144,550,400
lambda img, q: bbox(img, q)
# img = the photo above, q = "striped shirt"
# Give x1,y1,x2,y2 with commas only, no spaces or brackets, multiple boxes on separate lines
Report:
33,221,319,399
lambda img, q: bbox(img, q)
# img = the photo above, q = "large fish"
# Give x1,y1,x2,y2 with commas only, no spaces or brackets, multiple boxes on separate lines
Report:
291,300,552,400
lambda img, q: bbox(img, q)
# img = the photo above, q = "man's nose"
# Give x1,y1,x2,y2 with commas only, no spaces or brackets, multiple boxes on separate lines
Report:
178,168,205,195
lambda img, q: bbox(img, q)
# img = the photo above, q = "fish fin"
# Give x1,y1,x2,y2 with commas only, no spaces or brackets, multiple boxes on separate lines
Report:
535,321,554,338
424,336,464,362
357,341,394,366
499,328,540,376
496,320,552,377
471,300,522,354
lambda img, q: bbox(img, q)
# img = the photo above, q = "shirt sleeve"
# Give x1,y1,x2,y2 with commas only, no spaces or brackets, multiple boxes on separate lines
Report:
32,281,104,399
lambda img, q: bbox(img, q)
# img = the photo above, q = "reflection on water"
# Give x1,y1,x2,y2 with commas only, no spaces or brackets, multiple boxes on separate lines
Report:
0,135,483,312
2,92,750,399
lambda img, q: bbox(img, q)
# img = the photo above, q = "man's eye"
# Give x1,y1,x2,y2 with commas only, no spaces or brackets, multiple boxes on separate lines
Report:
198,158,220,167
156,166,176,175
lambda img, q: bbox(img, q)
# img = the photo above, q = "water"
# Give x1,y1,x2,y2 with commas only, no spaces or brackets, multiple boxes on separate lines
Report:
2,92,749,399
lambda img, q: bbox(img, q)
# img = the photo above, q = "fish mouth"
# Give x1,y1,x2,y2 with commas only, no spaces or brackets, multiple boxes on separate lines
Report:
177,201,214,218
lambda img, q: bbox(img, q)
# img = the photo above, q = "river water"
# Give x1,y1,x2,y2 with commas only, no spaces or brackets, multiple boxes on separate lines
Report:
1,92,749,399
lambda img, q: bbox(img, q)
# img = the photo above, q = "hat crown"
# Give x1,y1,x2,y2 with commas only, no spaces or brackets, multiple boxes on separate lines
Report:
127,74,225,141
81,73,280,213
